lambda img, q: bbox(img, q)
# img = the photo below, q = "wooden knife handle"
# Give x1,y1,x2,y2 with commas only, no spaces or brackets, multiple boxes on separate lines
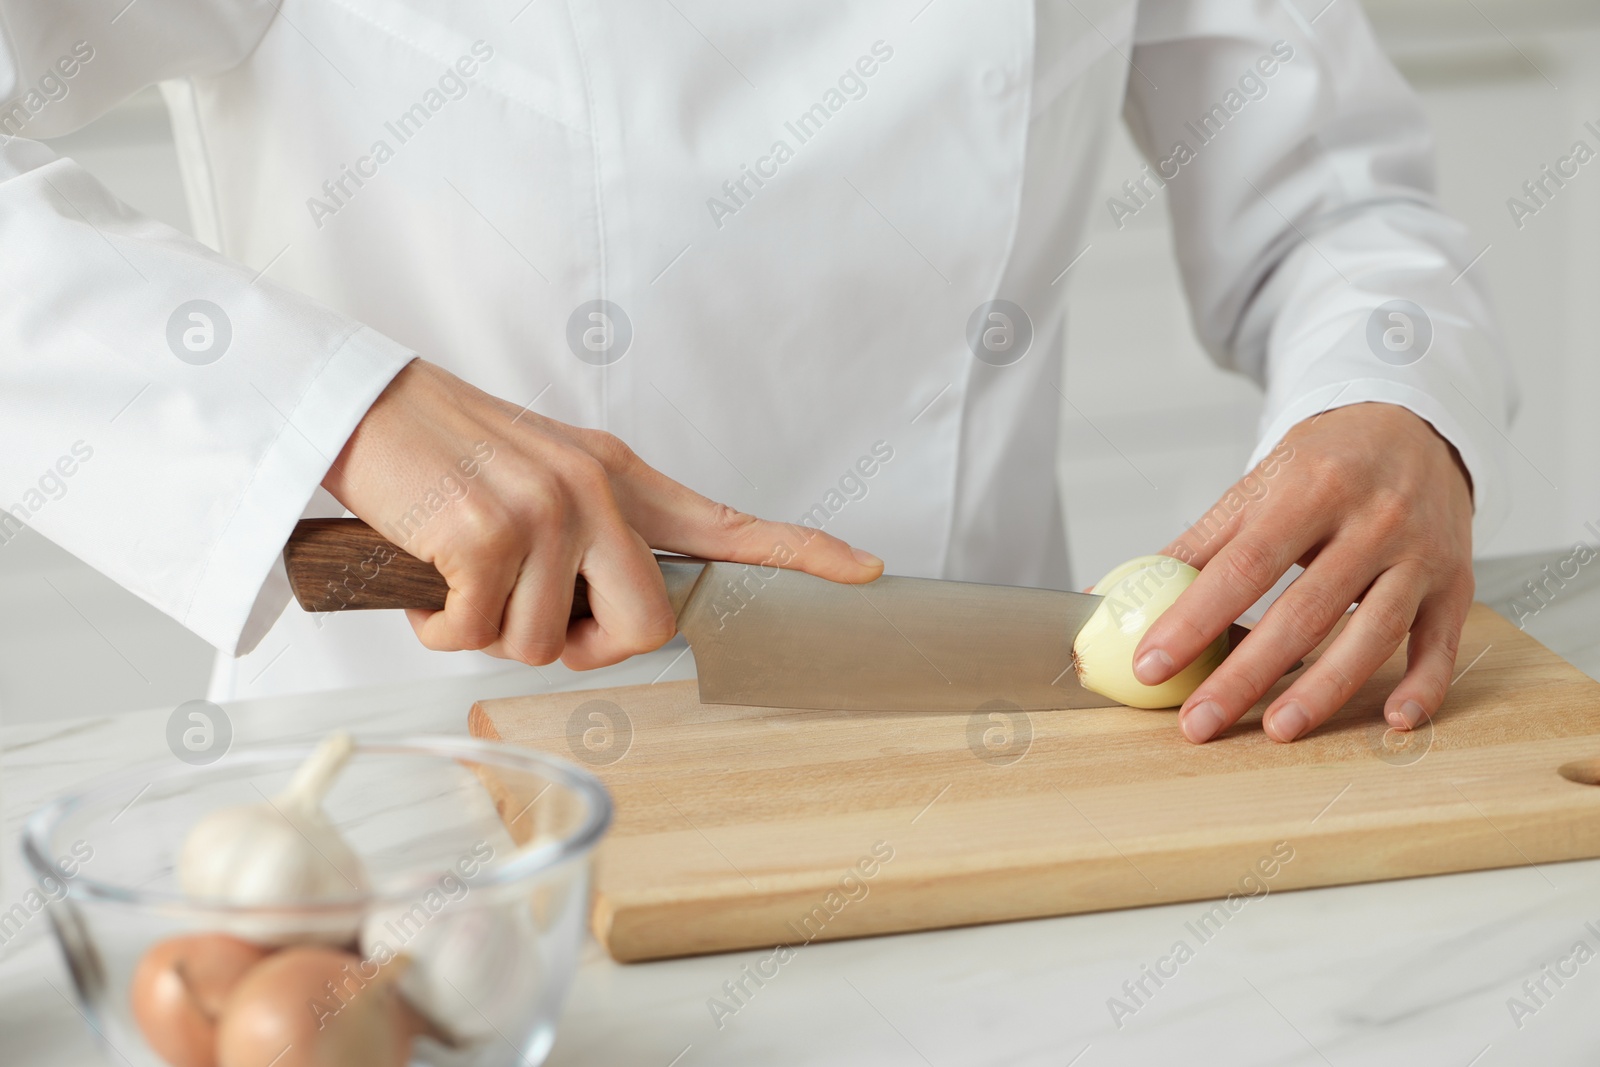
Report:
282,518,591,617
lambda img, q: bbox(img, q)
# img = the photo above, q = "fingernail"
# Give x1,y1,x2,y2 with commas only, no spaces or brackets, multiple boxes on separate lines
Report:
1181,700,1224,744
1268,700,1310,743
1394,699,1426,730
1134,648,1174,685
851,547,884,569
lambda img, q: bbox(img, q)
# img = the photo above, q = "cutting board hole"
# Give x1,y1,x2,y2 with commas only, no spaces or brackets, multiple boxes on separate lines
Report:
1558,761,1600,786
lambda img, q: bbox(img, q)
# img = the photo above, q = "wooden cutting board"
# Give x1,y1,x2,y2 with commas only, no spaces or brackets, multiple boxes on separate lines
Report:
468,603,1600,962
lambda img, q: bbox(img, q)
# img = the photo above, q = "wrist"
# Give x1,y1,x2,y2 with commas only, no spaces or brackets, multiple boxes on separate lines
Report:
321,357,427,508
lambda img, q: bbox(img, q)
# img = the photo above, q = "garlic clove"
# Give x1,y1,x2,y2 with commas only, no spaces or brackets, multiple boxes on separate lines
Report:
359,900,543,1046
1074,555,1227,709
130,933,271,1067
216,946,423,1067
274,731,357,817
179,733,368,945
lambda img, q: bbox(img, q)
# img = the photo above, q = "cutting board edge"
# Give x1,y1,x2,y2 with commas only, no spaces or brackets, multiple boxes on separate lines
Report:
593,811,1600,961
468,700,503,741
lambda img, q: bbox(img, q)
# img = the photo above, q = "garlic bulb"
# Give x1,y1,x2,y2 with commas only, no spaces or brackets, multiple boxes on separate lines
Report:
1073,554,1226,709
359,899,543,1046
180,732,368,945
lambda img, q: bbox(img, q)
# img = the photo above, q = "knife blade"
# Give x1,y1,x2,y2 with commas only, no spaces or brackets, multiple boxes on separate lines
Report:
282,518,1247,712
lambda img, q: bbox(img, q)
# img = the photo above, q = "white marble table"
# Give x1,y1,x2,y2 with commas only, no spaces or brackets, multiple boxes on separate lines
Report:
5,553,1600,1067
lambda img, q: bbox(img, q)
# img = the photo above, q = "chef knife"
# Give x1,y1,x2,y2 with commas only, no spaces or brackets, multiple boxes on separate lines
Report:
282,518,1252,712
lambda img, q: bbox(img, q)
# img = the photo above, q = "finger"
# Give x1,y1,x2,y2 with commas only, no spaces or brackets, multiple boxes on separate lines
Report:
562,527,678,670
1161,500,1249,572
1259,565,1426,742
674,509,883,584
1384,581,1472,730
407,559,520,652
612,458,883,583
1161,447,1295,571
1136,513,1328,687
1176,545,1375,743
489,542,585,667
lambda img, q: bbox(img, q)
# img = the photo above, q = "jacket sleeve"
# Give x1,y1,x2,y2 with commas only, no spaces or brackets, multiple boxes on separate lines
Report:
1122,0,1519,538
0,2,417,655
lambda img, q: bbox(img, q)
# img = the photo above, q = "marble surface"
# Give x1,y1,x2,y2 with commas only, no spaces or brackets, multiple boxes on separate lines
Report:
5,553,1600,1067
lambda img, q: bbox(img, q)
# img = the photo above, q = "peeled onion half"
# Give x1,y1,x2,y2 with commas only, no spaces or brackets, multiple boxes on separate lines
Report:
1073,554,1226,709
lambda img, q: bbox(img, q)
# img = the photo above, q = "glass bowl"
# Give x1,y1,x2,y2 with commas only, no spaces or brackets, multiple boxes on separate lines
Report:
22,735,611,1067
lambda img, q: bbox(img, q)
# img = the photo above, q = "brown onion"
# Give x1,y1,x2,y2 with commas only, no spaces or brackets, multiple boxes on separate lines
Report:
216,946,422,1067
130,933,271,1067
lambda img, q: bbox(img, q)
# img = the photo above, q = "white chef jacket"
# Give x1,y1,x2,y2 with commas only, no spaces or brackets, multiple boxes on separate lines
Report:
0,0,1514,701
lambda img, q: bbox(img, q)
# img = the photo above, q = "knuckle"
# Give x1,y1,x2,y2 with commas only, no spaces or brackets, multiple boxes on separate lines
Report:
1312,659,1358,702
454,497,520,558
1299,453,1347,504
1166,540,1202,568
1431,612,1463,665
706,500,761,539
1362,597,1414,649
641,601,679,646
622,611,677,655
1270,586,1344,651
564,451,614,500
415,631,457,653
1366,490,1412,541
1205,660,1274,712
581,429,638,473
1217,539,1280,600
517,637,564,666
442,620,496,653
1153,608,1213,657
503,615,565,666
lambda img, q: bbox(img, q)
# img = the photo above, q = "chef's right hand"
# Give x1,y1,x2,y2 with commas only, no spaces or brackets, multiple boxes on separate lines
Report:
321,359,884,669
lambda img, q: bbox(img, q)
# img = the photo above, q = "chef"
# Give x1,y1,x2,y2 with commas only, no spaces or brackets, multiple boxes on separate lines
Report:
0,0,1510,744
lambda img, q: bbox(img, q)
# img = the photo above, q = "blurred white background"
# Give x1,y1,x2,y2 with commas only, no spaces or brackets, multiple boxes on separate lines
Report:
1064,0,1600,581
2,0,1595,725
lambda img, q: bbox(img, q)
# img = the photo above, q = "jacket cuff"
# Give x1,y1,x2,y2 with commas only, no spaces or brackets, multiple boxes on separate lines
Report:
185,327,415,655
1245,377,1511,547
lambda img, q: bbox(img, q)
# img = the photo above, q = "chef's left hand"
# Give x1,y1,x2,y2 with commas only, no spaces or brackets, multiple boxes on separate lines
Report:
1132,402,1475,744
